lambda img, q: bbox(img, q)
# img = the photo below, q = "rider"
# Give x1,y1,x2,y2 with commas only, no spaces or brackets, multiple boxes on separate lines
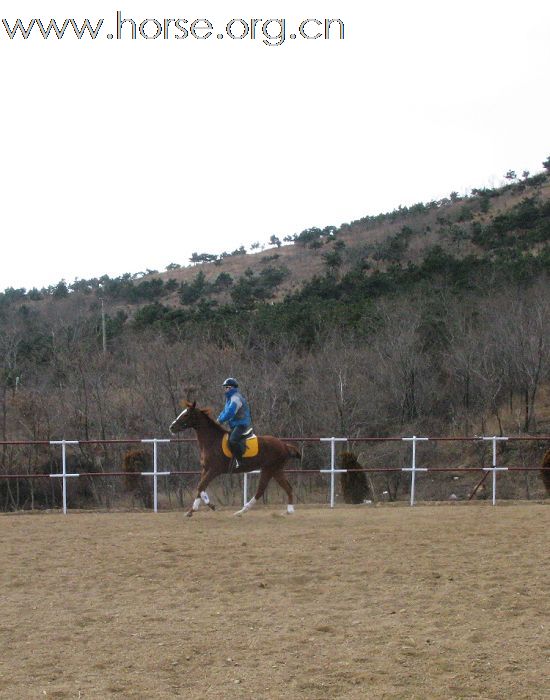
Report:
217,377,252,468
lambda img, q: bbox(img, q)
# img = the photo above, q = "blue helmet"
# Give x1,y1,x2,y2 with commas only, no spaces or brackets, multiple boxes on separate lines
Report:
222,377,239,388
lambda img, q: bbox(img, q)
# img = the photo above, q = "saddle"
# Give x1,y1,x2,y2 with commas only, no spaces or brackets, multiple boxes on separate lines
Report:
221,431,259,459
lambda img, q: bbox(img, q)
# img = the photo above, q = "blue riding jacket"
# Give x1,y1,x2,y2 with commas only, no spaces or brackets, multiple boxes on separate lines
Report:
217,388,252,429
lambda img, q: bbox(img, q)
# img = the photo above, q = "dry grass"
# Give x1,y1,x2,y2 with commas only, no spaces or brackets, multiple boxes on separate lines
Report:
1,504,549,699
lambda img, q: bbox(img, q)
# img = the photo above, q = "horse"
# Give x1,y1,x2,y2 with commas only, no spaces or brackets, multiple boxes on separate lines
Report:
169,401,301,517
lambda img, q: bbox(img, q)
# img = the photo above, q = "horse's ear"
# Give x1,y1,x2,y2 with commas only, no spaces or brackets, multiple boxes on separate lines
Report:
184,385,197,403
192,401,196,408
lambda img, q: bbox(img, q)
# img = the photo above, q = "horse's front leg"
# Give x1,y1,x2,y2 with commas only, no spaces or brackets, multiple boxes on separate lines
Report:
186,471,215,517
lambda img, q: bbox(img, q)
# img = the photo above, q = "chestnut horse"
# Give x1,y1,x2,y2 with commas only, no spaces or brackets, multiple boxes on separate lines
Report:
169,402,300,516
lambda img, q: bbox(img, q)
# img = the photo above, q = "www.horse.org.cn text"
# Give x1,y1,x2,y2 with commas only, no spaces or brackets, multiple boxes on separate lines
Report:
1,14,345,46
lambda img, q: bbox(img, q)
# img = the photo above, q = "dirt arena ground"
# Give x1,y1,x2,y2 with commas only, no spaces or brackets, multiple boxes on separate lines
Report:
1,503,549,699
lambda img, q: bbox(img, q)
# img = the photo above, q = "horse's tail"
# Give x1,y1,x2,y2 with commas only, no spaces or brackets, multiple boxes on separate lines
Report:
285,442,301,460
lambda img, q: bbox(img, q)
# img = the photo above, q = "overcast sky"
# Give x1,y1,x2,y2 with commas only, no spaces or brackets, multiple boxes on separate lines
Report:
1,0,549,290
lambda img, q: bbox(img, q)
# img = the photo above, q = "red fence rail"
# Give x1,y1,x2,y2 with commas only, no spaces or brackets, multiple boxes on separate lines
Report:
1,435,548,512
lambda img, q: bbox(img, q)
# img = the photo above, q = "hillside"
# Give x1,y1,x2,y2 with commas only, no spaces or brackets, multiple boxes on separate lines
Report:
151,174,550,301
1,165,549,459
3,169,549,325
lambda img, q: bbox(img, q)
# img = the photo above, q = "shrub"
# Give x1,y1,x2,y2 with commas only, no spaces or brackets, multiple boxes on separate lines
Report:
339,452,370,504
542,450,550,496
123,450,153,509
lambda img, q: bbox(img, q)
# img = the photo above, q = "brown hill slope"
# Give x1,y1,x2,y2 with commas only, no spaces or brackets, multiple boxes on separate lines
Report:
144,176,550,307
5,173,550,321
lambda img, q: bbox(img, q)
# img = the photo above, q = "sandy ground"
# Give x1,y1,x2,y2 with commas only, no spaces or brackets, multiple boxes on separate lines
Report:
0,503,549,700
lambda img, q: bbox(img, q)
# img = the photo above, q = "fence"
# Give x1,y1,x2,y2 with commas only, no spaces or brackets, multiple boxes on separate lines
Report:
0,434,548,513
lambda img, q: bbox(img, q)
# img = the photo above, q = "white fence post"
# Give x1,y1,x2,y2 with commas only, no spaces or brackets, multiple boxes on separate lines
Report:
482,436,509,506
320,437,348,508
402,436,429,506
141,439,171,512
49,440,80,514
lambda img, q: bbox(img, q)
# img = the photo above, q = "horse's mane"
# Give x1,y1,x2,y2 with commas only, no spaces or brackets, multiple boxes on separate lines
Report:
184,401,228,433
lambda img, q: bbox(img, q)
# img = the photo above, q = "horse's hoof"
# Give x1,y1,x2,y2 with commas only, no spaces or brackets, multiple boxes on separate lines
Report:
185,511,193,518
207,503,216,511
233,510,245,517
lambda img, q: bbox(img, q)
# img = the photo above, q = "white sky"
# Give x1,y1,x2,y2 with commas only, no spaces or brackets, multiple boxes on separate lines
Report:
1,0,549,290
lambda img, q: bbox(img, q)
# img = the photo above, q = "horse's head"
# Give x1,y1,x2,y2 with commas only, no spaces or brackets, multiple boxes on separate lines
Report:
169,401,199,434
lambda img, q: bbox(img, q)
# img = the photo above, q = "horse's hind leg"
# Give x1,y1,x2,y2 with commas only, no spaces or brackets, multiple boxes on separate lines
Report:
273,470,295,514
234,470,271,516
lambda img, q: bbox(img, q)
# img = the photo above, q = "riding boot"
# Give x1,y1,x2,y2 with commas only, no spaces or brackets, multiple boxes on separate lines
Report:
229,426,247,470
232,446,244,469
